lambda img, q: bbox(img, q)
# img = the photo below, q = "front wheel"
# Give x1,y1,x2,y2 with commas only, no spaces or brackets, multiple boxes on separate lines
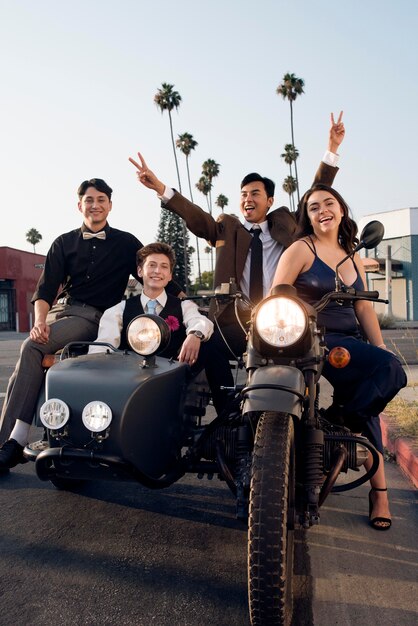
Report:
248,411,296,626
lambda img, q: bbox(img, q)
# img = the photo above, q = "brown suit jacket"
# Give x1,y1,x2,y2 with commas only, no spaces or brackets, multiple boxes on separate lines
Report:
164,161,338,319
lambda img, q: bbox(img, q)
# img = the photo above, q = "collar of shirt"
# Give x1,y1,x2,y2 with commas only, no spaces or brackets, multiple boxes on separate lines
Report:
243,219,269,235
141,290,167,313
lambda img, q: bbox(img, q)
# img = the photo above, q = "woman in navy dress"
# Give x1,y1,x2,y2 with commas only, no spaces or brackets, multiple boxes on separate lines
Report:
271,183,406,530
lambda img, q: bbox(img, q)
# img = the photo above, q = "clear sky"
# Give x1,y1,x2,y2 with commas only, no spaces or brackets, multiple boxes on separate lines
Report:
1,0,417,276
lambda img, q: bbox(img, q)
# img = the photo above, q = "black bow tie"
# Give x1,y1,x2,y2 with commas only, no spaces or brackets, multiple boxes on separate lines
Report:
82,231,106,240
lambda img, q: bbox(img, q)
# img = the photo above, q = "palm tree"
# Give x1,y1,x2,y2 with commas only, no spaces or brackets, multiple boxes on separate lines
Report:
176,132,198,198
26,228,42,253
282,175,297,211
202,159,220,214
154,83,182,191
195,175,212,213
277,73,305,203
203,245,214,285
196,177,214,276
280,144,299,212
215,194,229,213
176,132,202,286
154,82,189,291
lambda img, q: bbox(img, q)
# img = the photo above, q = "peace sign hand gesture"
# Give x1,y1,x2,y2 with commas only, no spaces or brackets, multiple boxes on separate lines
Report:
129,152,166,196
329,111,345,153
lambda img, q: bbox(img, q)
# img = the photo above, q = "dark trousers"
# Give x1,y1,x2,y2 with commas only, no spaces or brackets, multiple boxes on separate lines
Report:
191,323,247,415
322,333,407,452
0,304,102,442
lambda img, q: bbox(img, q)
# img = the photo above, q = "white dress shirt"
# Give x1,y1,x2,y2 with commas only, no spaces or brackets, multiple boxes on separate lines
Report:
88,290,213,354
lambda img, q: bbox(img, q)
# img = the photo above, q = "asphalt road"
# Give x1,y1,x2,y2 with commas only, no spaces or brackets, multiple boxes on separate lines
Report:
0,334,417,626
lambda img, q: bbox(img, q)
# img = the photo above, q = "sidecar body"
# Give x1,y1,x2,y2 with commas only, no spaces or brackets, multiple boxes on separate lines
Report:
26,350,196,483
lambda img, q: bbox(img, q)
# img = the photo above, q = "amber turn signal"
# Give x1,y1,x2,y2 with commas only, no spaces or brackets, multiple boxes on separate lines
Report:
328,346,351,368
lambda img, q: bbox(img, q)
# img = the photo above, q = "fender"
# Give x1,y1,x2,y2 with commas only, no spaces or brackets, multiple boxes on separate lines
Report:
242,365,306,418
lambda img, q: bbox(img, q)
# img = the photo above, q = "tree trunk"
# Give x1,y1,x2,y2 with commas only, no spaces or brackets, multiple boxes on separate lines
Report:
289,100,300,206
288,163,295,212
186,156,202,287
168,111,189,292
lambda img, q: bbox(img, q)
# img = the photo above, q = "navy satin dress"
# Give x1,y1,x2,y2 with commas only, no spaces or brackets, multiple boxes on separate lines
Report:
294,241,407,452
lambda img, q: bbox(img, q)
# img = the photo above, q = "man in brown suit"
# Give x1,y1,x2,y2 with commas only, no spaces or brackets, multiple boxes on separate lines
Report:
129,112,345,385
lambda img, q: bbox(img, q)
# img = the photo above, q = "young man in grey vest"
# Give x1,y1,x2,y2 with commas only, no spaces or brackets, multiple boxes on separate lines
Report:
89,242,231,413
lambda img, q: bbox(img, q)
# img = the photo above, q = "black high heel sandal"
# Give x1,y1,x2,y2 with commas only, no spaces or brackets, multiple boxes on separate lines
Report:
369,487,392,531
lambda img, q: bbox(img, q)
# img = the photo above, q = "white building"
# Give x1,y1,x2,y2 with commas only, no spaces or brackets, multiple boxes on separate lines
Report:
358,207,418,321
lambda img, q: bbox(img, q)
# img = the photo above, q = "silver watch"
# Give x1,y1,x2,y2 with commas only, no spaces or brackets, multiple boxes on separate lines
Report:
190,330,204,340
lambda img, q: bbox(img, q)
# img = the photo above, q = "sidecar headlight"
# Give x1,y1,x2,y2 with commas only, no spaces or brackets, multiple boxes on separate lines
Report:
127,314,170,356
255,296,307,348
82,401,113,433
40,399,70,430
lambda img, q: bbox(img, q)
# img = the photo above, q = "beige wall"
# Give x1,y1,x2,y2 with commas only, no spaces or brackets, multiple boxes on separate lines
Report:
371,277,407,320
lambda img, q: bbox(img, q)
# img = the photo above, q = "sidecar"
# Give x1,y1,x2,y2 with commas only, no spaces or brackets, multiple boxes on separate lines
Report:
24,316,210,487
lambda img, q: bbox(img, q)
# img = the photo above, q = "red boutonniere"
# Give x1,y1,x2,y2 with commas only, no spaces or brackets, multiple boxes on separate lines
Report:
164,315,180,331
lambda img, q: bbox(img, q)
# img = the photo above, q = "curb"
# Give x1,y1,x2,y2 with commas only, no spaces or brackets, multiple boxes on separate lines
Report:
380,413,418,488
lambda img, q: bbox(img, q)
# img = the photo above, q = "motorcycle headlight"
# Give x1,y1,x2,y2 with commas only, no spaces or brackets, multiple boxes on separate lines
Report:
40,398,70,430
82,401,113,433
127,314,170,356
255,296,308,348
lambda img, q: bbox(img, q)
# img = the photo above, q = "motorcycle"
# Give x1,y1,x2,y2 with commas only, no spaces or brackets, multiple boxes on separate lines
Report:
24,221,386,626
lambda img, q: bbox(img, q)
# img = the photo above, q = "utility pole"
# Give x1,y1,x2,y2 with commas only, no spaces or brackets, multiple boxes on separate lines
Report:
385,245,393,317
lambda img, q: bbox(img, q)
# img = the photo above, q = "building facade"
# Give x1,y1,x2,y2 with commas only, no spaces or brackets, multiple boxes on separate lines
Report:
0,247,140,333
0,247,45,332
359,207,418,321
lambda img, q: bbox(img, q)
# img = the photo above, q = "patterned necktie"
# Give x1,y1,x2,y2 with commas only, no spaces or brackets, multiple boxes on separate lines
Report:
82,231,106,240
147,299,157,315
249,226,263,304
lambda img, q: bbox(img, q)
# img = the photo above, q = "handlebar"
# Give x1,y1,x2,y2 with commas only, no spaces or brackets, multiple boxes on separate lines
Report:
183,292,253,306
184,285,388,315
316,287,388,313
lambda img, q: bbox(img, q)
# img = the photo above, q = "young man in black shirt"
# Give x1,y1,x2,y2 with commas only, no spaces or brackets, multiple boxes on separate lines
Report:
0,178,181,472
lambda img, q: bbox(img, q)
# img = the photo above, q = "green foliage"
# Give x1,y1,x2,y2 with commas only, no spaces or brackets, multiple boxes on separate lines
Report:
190,270,214,292
154,82,182,112
202,158,220,182
156,209,189,290
196,175,212,196
215,194,229,212
176,132,198,157
281,143,299,164
26,227,42,252
282,176,297,196
276,73,305,101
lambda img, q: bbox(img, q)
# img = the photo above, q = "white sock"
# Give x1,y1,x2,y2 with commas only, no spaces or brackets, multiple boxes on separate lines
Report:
10,420,31,447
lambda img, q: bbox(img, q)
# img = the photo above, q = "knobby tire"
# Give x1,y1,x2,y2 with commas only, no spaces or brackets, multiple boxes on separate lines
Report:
248,411,295,626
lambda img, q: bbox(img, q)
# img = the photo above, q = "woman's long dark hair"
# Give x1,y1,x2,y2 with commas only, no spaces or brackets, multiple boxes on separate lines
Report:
296,184,358,254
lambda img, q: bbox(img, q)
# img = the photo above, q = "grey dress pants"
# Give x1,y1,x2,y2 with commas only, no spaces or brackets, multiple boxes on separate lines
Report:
0,303,102,442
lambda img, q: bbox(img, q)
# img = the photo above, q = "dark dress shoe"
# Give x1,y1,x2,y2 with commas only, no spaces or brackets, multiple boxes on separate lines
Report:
0,439,26,472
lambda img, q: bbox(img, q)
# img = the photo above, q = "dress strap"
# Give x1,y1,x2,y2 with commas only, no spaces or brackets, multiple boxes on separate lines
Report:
299,236,316,256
